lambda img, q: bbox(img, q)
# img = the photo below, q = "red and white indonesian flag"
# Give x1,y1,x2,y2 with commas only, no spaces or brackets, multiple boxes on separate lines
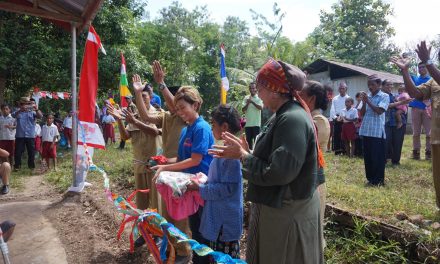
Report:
78,26,105,149
70,26,106,193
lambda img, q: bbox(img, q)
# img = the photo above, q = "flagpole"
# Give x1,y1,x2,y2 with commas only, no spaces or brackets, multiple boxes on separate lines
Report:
71,23,78,187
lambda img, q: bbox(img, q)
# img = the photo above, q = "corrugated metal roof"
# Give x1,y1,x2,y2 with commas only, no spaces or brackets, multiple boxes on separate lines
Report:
0,0,104,32
304,59,403,84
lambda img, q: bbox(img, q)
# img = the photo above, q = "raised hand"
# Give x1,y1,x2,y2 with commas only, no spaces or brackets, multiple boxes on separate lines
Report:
416,41,432,63
132,74,143,93
106,103,123,120
208,132,249,159
122,108,136,124
360,92,368,103
240,133,250,153
390,56,411,71
152,60,165,84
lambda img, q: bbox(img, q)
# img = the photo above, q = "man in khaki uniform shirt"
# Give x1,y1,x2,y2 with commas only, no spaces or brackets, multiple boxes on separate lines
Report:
392,41,440,209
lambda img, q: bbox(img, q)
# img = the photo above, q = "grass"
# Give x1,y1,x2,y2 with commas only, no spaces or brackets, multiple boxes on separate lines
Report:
325,135,438,223
324,218,409,263
26,133,439,262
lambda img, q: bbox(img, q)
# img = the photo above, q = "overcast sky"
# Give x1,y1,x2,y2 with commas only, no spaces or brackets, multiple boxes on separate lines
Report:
146,0,440,49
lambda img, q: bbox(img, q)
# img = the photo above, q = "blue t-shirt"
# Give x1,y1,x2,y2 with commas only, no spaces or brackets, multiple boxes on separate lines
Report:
150,93,162,108
13,110,37,138
409,75,431,109
178,116,214,175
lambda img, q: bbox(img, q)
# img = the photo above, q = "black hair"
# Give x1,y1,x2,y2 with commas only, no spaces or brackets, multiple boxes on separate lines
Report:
303,80,328,111
168,86,180,96
0,104,9,110
324,85,333,93
249,82,256,88
345,97,354,104
355,92,362,98
143,83,153,93
382,79,392,86
210,104,241,134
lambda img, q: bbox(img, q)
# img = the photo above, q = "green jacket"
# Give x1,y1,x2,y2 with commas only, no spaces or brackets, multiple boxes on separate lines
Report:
242,100,318,208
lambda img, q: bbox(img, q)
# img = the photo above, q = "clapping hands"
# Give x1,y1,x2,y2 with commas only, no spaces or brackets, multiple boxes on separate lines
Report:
106,103,124,120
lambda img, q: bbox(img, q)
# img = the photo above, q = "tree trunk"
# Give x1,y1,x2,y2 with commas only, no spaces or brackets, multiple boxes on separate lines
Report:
0,74,5,105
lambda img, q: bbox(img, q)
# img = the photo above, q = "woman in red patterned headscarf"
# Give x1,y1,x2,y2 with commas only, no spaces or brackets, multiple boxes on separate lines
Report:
209,58,324,264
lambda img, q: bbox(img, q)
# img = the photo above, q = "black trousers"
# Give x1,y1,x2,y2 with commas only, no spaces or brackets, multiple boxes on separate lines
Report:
385,124,406,164
333,120,344,154
118,140,125,149
14,137,35,169
354,136,363,157
245,126,260,150
362,136,386,185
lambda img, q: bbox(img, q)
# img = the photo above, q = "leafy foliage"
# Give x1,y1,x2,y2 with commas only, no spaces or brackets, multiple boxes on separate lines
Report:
308,0,400,71
0,0,402,112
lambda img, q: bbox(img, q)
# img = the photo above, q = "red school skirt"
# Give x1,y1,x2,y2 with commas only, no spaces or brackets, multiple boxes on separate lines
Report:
103,123,115,142
42,141,57,159
63,127,72,140
341,122,356,141
34,136,42,154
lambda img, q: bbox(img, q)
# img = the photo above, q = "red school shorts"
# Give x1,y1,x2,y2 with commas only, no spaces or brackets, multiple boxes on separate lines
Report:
42,141,57,159
63,127,72,140
341,122,356,141
0,140,14,157
34,136,42,154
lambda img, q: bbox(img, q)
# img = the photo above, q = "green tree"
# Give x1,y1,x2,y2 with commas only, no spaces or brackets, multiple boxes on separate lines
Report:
0,12,71,105
309,0,399,71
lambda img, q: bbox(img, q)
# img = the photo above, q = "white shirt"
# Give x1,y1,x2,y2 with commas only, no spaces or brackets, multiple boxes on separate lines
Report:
41,123,60,142
102,115,115,124
341,107,358,122
35,123,41,137
355,101,363,110
0,114,16,140
63,116,72,129
330,94,351,121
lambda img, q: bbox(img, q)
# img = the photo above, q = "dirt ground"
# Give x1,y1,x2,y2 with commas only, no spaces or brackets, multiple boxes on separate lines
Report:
1,172,155,264
1,169,249,264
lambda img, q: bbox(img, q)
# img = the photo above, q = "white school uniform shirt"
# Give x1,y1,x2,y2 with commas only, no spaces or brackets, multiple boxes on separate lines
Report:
41,123,60,142
0,114,16,140
330,94,350,121
35,123,41,137
63,116,72,129
102,115,115,124
341,107,358,122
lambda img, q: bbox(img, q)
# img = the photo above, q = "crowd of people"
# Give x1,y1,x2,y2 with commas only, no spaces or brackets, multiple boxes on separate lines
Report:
0,97,77,195
2,40,439,264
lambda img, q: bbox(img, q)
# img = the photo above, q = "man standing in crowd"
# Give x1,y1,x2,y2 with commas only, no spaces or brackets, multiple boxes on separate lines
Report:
0,104,16,165
118,95,137,150
323,85,334,152
409,62,432,160
242,82,263,149
12,97,42,171
330,82,350,154
359,75,389,186
391,41,440,209
382,80,410,165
